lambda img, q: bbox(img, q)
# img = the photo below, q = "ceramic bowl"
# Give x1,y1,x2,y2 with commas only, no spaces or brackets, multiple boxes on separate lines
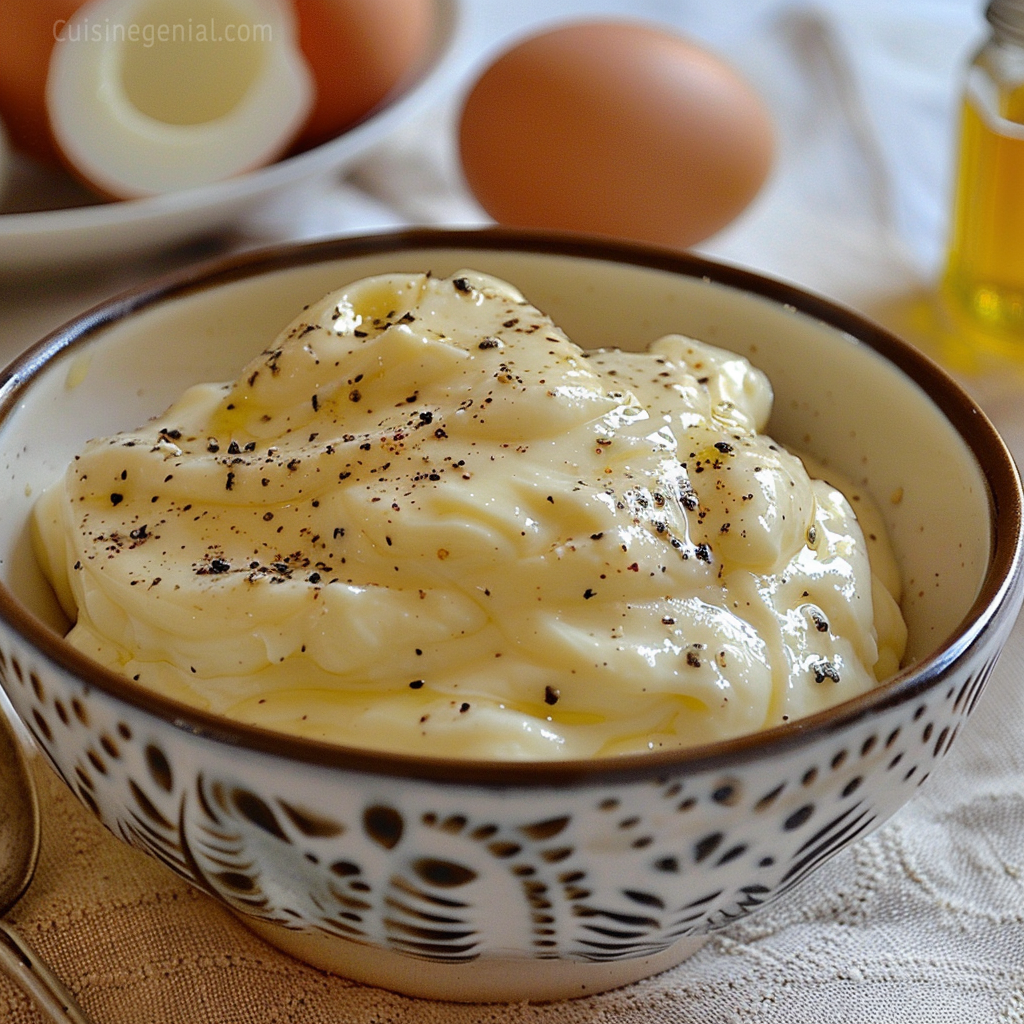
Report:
0,230,1020,1003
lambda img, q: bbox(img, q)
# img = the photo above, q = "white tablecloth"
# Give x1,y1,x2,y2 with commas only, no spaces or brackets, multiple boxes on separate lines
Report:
6,2,1024,1020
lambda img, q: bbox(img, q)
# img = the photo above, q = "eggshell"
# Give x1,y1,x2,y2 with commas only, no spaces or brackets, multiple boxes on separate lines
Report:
0,0,87,164
458,19,775,249
290,0,435,151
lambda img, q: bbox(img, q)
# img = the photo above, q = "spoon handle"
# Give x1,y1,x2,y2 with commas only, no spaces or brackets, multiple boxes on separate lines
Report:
0,920,94,1023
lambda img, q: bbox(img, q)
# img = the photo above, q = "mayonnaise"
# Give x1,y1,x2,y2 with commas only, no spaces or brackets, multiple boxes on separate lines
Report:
33,270,907,758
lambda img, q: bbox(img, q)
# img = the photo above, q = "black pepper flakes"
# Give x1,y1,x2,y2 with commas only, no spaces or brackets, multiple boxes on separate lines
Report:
544,686,560,706
812,659,841,683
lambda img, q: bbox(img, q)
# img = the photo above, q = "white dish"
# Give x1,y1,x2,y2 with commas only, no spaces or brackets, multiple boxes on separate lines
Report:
0,0,464,274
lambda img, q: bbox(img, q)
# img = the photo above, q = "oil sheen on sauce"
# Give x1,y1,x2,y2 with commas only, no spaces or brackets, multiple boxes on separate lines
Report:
33,271,907,759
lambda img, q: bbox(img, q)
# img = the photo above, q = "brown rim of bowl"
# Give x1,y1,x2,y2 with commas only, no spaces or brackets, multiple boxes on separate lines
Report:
0,227,1021,786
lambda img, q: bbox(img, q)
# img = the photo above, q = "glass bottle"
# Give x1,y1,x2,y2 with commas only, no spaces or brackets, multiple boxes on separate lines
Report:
942,0,1024,347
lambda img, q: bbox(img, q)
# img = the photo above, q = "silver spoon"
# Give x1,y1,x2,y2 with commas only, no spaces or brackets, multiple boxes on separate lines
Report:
0,709,94,1023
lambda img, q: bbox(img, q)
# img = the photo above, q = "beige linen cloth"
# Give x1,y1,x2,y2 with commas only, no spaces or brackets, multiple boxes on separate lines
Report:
5,1,1024,1020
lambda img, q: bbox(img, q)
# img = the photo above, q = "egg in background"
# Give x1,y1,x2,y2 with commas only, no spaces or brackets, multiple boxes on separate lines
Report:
291,0,435,151
458,19,775,250
48,0,314,198
0,0,434,200
0,0,86,165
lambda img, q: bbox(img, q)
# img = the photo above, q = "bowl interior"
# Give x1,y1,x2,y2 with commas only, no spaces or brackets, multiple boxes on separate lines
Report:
0,243,994,688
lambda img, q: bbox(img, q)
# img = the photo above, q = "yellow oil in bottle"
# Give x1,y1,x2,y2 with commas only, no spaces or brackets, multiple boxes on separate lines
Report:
943,68,1024,345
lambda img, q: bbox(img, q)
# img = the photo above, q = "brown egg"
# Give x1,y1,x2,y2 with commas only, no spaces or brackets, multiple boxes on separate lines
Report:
0,0,86,163
0,0,434,173
458,19,775,249
291,0,435,151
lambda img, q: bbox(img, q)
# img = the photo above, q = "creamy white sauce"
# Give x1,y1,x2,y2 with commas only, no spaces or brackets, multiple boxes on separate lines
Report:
33,270,907,758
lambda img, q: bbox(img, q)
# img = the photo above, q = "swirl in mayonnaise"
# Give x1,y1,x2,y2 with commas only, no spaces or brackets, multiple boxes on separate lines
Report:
33,270,907,758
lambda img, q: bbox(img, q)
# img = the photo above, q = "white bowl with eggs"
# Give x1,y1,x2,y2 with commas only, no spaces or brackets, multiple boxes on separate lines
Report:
0,0,463,272
0,229,1020,1002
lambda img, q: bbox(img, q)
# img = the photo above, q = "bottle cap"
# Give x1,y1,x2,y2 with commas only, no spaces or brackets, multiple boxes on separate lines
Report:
987,0,1024,45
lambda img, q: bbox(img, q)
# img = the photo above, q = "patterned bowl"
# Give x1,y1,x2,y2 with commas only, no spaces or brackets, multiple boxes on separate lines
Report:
0,230,1021,1003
